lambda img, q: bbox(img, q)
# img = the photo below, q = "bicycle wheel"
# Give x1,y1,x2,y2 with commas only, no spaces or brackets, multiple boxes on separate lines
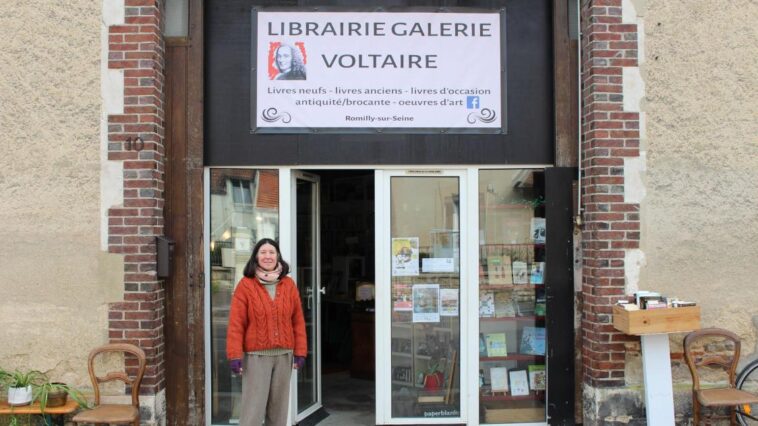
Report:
737,359,758,425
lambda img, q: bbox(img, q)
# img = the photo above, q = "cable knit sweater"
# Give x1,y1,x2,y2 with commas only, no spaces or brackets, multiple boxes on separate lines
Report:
226,275,307,360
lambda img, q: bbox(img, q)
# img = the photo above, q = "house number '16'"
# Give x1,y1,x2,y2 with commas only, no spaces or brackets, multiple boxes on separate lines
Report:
126,136,144,151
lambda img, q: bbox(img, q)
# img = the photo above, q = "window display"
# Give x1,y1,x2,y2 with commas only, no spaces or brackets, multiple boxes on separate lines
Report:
478,169,547,424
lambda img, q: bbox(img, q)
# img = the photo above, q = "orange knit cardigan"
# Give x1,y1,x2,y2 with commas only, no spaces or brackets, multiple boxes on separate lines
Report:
226,276,307,360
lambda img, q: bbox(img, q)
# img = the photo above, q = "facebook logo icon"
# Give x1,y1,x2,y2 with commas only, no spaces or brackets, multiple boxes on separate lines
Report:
466,96,480,109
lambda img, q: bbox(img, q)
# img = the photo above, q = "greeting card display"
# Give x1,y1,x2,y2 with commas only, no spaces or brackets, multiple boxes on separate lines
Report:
509,369,529,396
512,261,529,284
530,218,546,244
520,326,546,356
479,292,495,318
487,255,513,285
528,364,546,391
530,262,545,285
484,333,508,357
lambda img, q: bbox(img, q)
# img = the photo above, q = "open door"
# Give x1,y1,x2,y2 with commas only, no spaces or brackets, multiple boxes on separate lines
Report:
290,170,323,422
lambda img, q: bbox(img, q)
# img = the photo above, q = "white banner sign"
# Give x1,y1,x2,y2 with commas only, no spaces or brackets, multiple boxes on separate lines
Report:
254,11,503,131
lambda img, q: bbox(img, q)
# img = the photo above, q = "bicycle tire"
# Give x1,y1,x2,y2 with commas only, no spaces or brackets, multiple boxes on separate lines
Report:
737,359,758,426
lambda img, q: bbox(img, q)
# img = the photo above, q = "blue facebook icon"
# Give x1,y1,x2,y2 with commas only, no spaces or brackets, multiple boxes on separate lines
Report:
466,96,480,109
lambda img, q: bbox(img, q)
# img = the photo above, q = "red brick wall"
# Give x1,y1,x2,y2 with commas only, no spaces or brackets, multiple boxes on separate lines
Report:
580,0,641,388
106,0,166,395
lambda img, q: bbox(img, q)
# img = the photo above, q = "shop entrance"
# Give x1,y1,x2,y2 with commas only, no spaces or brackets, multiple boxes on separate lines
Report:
293,169,376,426
206,167,574,425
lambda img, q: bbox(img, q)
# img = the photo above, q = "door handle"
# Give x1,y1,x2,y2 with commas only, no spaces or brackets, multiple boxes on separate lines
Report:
305,287,313,310
319,286,326,295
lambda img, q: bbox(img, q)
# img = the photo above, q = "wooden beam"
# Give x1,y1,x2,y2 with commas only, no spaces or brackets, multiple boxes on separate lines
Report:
554,0,578,167
186,0,205,423
163,0,205,424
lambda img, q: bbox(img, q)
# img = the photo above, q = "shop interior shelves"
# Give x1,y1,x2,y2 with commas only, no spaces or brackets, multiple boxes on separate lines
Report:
480,390,545,402
479,285,542,291
480,243,545,248
480,354,545,362
480,316,545,322
482,204,535,210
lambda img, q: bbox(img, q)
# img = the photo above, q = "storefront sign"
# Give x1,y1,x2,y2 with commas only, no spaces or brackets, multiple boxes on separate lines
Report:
253,11,504,132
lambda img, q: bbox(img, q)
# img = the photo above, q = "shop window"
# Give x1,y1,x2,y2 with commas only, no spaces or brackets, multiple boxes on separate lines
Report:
209,169,279,425
478,169,547,424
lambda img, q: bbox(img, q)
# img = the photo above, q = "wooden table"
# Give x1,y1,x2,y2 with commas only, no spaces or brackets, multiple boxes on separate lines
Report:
0,399,79,425
613,305,701,426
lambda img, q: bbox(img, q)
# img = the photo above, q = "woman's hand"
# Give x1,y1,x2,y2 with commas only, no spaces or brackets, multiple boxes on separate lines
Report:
230,359,243,375
293,356,305,370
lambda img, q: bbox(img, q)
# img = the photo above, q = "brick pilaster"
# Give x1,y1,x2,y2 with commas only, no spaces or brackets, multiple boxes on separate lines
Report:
106,0,166,395
580,0,641,388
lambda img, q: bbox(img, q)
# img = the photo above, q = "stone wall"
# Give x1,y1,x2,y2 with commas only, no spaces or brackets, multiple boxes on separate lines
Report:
0,0,115,388
641,0,758,355
581,0,758,423
0,1,167,423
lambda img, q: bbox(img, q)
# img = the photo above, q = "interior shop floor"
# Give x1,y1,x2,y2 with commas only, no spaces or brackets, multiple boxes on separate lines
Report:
318,370,375,426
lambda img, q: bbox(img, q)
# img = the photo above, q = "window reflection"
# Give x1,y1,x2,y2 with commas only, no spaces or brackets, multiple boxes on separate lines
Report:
210,169,279,425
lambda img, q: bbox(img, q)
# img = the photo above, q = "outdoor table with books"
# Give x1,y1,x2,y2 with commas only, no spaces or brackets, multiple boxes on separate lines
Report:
613,300,700,426
0,399,79,425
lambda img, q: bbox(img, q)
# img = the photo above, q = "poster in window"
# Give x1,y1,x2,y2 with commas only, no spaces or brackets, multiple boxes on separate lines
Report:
439,288,459,316
412,284,440,323
392,237,419,276
393,283,413,311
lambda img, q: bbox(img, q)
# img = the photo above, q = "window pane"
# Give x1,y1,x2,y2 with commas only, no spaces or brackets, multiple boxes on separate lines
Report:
389,176,461,419
478,170,546,424
210,169,279,425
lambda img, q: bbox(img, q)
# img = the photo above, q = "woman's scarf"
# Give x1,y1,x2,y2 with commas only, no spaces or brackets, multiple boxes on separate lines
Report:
255,263,282,283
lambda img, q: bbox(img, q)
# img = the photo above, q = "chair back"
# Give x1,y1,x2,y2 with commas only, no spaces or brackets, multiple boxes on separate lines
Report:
87,343,146,407
684,328,741,392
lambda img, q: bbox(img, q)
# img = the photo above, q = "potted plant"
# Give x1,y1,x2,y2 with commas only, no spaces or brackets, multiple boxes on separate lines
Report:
422,360,445,391
33,380,89,412
0,369,47,406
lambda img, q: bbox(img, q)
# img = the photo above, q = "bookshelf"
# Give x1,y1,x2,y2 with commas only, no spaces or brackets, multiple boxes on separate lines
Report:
480,354,545,362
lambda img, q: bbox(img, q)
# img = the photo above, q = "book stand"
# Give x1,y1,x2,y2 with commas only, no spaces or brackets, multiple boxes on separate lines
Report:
612,305,701,426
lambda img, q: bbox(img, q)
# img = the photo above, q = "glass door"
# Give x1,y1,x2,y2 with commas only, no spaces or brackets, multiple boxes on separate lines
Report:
376,170,468,425
291,171,322,422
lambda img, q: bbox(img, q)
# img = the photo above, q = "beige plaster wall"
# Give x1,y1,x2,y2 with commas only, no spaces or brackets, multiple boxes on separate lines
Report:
640,0,758,357
0,1,122,387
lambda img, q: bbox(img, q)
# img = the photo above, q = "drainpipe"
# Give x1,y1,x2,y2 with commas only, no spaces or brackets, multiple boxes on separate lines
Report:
574,0,583,230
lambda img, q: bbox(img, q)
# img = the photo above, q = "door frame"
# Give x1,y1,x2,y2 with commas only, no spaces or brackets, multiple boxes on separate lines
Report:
283,169,324,423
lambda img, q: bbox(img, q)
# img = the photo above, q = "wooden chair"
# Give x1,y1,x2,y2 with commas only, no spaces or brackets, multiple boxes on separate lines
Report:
684,328,758,425
72,343,146,426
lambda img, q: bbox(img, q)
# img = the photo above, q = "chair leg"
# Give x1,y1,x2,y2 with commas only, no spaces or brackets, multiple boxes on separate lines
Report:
693,393,700,425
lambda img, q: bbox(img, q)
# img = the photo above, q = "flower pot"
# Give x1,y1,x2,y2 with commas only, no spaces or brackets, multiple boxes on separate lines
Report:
46,383,69,407
7,385,33,406
423,371,445,391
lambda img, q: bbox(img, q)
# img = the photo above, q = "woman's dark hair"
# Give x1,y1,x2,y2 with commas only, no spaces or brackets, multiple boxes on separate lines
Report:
243,238,290,279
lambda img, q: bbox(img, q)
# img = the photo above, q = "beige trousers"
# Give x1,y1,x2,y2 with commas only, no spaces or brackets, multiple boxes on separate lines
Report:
240,353,293,426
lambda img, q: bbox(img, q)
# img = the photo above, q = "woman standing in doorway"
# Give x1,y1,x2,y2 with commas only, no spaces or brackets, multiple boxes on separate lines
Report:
226,238,307,426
